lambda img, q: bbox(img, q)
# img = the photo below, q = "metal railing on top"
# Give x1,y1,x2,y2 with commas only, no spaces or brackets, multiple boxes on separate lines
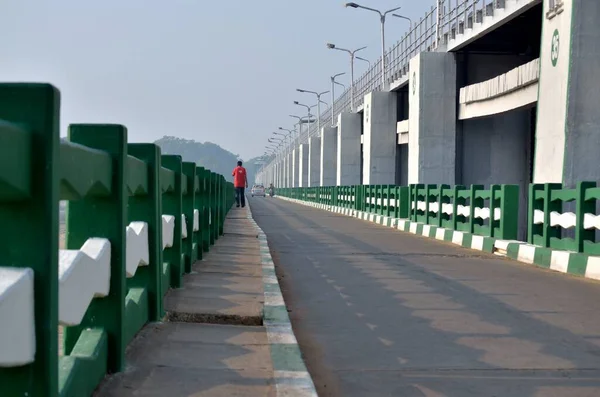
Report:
279,0,520,151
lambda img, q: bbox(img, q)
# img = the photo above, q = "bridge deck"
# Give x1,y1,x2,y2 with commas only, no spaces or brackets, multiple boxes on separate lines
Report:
250,197,600,396
96,210,276,397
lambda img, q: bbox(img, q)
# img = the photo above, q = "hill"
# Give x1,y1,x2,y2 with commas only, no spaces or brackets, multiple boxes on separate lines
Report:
154,136,266,184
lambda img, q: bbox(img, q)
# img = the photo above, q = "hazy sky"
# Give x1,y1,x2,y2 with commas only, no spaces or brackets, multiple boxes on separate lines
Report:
1,0,429,159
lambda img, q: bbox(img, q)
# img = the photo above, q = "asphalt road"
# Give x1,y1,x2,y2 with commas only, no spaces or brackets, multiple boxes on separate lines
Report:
249,196,600,397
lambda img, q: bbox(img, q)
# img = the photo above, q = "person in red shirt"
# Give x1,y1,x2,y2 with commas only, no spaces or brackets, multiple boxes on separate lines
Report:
232,160,248,208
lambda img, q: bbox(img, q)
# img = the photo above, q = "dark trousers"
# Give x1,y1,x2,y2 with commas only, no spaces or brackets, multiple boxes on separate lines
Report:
235,187,246,207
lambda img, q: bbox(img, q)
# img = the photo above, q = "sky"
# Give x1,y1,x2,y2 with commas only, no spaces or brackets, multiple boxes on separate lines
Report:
0,0,430,160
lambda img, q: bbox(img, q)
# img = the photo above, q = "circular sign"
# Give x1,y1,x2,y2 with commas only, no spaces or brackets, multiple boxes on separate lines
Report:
551,29,560,67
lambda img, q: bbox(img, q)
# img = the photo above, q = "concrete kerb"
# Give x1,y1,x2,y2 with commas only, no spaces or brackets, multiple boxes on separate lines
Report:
245,198,318,397
276,196,600,283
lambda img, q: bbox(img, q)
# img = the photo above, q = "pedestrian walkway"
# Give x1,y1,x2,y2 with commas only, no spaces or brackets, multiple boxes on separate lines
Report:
250,196,600,397
95,209,283,397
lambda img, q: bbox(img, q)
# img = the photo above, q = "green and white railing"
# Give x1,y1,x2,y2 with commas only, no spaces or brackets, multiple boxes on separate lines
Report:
0,83,234,397
280,182,600,256
279,183,520,241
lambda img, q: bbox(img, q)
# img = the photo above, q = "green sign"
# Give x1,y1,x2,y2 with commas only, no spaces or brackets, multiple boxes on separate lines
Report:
551,29,560,67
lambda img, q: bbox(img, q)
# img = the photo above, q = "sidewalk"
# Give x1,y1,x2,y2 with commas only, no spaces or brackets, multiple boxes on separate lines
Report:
95,206,314,397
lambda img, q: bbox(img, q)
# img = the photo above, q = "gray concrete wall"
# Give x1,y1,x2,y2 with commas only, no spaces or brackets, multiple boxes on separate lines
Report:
320,126,337,186
408,52,457,184
363,91,398,185
337,112,362,186
308,136,321,187
459,109,533,240
562,0,600,186
299,144,309,187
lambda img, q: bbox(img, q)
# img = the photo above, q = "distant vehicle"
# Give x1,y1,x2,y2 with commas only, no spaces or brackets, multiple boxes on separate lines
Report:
251,184,265,197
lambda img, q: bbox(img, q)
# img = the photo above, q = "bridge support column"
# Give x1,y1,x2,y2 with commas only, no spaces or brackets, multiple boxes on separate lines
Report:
337,112,362,186
535,0,600,185
292,148,300,187
408,52,456,184
308,136,321,187
299,143,309,187
320,126,337,186
363,91,397,185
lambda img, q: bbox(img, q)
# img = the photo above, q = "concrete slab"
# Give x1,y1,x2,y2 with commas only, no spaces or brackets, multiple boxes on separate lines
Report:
95,322,276,397
164,209,265,325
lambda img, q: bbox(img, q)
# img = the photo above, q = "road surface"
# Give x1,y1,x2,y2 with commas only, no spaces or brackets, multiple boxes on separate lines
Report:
249,196,600,397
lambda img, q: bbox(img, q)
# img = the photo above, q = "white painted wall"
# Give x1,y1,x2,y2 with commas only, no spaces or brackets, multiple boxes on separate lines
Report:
298,144,309,188
534,0,573,183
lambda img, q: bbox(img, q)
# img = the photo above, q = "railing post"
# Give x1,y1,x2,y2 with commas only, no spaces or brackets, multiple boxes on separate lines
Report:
127,143,162,321
438,184,450,227
64,124,128,373
468,185,484,234
162,155,183,288
195,166,205,260
543,183,562,248
576,181,596,253
498,184,519,240
0,83,60,397
452,185,466,231
182,162,197,273
210,172,217,245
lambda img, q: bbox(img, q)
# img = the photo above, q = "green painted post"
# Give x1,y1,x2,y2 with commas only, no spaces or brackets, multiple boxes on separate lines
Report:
542,183,562,248
162,155,184,288
194,166,205,260
127,144,162,321
182,162,197,273
385,185,391,217
576,181,596,253
220,175,226,236
438,185,450,228
210,172,217,245
468,185,484,234
64,124,127,373
0,83,60,397
398,186,409,219
202,168,212,252
498,184,519,240
489,185,500,238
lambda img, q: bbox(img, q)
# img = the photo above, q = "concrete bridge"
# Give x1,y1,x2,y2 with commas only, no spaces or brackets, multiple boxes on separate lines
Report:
3,0,600,396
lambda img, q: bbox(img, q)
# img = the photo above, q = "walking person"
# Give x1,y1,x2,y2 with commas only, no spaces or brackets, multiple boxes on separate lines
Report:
232,160,248,208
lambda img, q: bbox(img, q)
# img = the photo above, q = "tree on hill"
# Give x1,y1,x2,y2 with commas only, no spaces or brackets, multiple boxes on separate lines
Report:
154,136,265,184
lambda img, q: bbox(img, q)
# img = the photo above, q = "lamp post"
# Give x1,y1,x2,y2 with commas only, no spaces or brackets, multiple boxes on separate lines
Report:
344,2,402,88
293,101,312,140
392,13,413,29
297,89,329,134
326,43,366,112
356,56,371,68
330,72,345,126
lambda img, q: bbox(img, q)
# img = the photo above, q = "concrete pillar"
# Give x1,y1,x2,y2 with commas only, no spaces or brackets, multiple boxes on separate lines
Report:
337,112,362,186
320,126,337,186
308,136,321,187
292,148,300,187
408,52,457,184
535,0,600,185
288,151,294,188
299,143,309,187
362,91,397,184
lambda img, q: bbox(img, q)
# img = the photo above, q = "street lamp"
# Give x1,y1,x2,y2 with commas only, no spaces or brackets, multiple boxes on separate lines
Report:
326,42,366,112
297,88,329,134
356,56,371,68
344,2,402,88
330,72,345,125
293,101,312,139
392,13,413,29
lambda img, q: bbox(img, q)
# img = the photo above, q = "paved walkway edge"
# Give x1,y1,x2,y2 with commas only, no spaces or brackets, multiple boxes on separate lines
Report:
276,197,600,282
246,200,318,397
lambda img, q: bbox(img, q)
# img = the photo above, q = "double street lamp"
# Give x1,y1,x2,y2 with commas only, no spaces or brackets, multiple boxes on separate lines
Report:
296,88,329,135
326,42,366,112
344,2,402,88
